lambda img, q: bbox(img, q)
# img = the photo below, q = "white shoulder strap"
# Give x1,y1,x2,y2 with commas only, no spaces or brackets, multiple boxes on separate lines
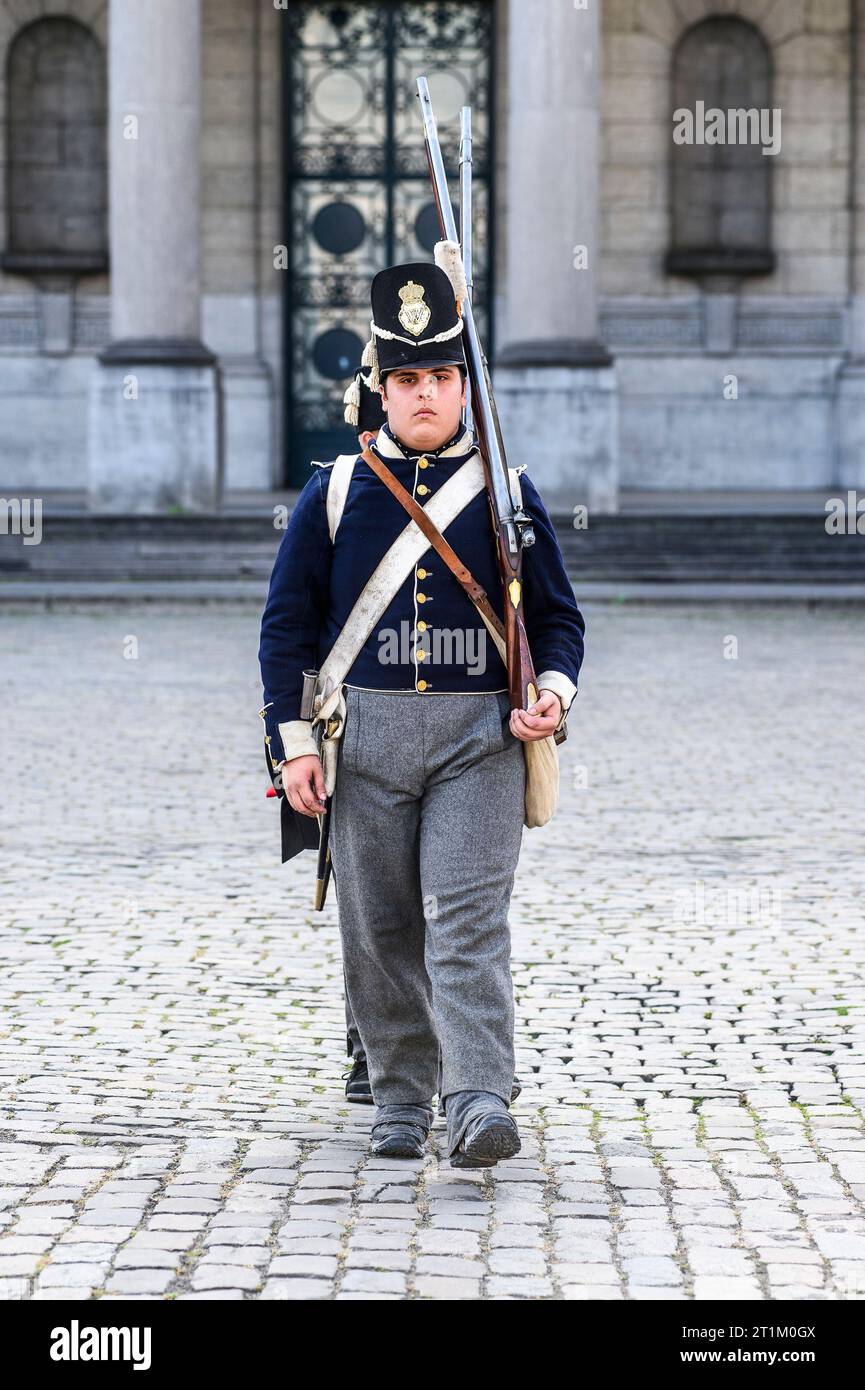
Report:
326,454,359,541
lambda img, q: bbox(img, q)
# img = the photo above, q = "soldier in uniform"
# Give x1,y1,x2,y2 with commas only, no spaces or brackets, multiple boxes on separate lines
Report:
259,257,585,1167
339,367,525,1113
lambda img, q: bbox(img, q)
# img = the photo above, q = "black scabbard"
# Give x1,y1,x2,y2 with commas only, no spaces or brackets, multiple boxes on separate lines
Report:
311,716,335,910
313,797,333,910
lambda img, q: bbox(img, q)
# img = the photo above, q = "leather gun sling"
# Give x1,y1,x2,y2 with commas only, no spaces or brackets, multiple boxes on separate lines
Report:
359,445,506,642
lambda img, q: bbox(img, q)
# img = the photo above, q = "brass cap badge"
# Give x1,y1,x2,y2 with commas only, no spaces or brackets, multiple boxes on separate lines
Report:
397,280,431,337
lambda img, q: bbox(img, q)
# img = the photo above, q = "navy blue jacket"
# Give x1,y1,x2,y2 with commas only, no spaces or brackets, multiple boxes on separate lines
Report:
258,422,585,762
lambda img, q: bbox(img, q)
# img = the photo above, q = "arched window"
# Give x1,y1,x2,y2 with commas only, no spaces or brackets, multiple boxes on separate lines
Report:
666,17,775,278
3,17,107,274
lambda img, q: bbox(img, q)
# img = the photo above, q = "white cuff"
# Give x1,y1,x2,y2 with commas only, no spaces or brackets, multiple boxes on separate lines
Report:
277,719,319,765
535,669,577,731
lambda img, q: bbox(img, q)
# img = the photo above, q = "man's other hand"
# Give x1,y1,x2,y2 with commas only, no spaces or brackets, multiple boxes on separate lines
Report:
283,754,327,816
508,689,563,742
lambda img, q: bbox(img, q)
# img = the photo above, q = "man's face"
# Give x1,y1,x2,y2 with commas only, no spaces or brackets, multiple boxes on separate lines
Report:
379,365,466,450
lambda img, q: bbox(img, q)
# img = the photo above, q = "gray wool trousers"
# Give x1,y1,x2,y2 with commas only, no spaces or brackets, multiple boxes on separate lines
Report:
329,686,526,1116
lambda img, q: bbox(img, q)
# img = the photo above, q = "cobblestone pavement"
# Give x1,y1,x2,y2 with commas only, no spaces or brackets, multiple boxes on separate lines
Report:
1,601,864,1301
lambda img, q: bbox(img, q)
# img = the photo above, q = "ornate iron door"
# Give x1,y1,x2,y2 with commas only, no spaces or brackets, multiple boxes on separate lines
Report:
281,0,495,485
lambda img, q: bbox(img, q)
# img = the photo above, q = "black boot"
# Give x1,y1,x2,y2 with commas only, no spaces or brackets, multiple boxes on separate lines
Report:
344,1051,373,1104
445,1090,521,1169
370,1102,434,1159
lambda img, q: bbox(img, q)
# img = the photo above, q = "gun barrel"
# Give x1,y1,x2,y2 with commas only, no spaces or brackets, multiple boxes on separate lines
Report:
459,105,473,433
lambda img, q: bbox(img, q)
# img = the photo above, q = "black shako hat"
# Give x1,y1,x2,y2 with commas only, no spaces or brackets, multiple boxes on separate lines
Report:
343,366,386,432
346,243,468,412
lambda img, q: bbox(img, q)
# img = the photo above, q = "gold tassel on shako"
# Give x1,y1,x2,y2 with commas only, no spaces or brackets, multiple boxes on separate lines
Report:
343,373,361,427
434,239,468,317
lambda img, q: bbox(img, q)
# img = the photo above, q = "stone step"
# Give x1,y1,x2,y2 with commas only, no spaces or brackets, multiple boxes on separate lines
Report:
0,512,862,587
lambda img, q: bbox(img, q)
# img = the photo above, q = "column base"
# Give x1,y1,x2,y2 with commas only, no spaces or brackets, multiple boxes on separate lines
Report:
221,358,275,491
88,350,222,512
497,337,614,368
492,363,619,514
98,336,217,366
837,360,865,490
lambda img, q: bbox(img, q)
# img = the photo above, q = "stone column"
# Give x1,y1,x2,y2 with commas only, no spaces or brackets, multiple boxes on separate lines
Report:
839,0,865,488
494,0,617,513
88,0,220,512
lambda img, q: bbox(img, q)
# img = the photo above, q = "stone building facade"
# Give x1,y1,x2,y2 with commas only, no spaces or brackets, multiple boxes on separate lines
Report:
0,0,863,513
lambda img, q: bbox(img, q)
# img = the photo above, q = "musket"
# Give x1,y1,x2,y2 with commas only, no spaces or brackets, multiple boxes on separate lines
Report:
417,75,539,713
